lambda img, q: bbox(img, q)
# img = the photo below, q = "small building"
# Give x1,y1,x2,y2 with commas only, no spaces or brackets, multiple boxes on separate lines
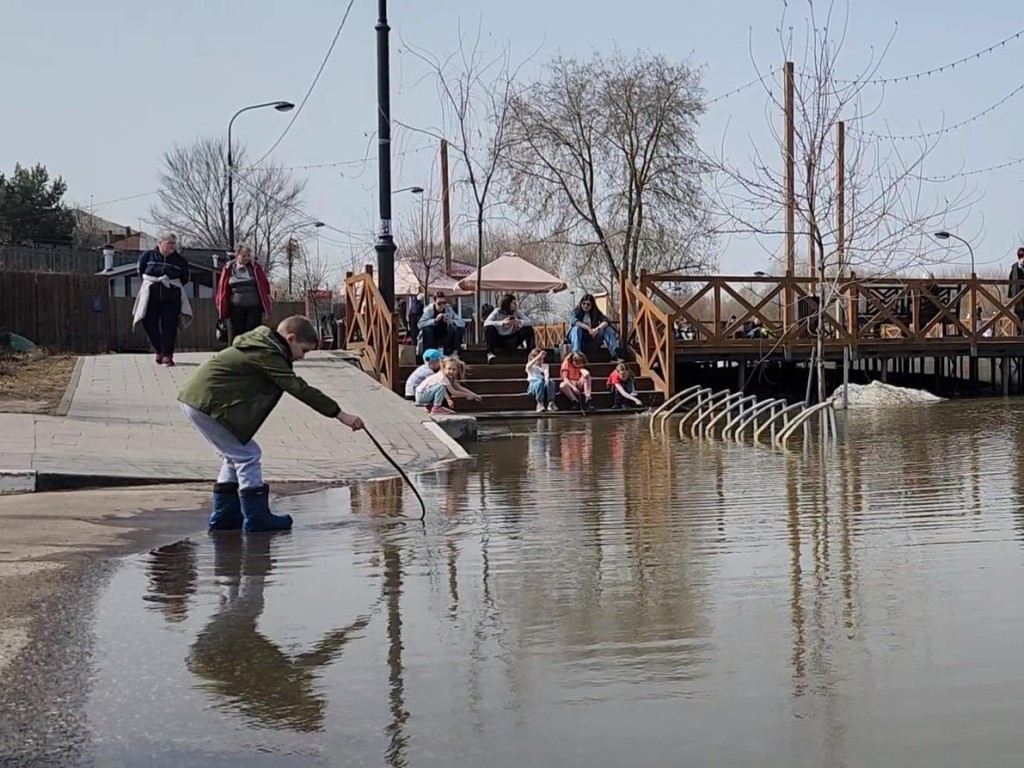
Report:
96,247,225,299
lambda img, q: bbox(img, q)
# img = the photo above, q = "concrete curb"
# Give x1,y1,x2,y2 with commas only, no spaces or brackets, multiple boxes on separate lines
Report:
0,470,37,495
421,421,471,461
53,357,85,417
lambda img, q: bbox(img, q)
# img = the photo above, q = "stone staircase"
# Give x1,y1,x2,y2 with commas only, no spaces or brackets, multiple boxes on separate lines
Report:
396,347,665,415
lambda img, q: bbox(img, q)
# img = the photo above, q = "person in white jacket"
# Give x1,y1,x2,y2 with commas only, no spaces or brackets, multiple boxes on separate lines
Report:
484,294,535,363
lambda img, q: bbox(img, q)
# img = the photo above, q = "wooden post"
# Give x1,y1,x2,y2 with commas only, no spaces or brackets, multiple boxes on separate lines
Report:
784,61,796,329
440,139,452,274
806,157,815,281
836,121,846,273
618,268,628,340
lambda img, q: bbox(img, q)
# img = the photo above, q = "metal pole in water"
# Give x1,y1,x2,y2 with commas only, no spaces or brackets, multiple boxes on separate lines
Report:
842,345,850,410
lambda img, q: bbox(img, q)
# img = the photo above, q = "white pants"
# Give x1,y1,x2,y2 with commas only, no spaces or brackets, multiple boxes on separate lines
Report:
181,403,263,490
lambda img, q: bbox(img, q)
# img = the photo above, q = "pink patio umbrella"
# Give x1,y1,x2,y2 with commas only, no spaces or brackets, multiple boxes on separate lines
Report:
456,252,568,294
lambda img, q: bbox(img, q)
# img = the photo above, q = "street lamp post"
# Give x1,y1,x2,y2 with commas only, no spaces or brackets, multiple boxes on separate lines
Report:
226,100,294,252
375,0,397,311
933,230,976,277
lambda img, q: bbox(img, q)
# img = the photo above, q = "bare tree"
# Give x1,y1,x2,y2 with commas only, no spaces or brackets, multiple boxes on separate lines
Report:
149,137,306,274
503,50,715,300
403,29,526,337
711,0,975,401
396,186,445,296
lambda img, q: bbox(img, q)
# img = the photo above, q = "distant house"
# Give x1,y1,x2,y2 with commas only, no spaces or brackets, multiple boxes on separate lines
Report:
72,210,158,251
97,248,225,299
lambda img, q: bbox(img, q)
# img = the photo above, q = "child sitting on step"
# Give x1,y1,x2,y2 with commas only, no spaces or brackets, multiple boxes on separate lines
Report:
178,315,364,533
608,363,643,409
404,348,444,401
525,348,558,412
560,351,594,410
414,357,482,415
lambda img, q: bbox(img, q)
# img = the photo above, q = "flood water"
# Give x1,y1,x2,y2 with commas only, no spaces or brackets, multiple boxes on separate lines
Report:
10,401,1024,767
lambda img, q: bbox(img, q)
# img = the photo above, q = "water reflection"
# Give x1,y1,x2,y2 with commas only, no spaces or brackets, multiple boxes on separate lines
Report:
185,534,374,733
56,402,1024,766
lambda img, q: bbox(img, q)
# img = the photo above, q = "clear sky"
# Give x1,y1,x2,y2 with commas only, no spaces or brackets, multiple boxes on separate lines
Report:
3,0,1022,277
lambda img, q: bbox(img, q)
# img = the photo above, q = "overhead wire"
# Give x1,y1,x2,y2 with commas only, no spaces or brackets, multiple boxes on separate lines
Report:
249,0,357,168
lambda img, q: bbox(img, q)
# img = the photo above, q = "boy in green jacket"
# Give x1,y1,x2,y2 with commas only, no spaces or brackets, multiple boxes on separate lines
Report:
179,315,364,533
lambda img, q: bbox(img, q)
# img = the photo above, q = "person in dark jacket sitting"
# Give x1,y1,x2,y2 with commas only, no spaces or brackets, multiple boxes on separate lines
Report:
417,291,466,357
568,293,622,361
137,232,191,366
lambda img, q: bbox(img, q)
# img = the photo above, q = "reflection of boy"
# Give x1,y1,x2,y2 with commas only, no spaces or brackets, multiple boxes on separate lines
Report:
404,348,443,401
179,316,364,533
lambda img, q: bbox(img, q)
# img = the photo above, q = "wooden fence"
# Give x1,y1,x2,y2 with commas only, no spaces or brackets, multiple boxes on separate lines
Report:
0,271,308,353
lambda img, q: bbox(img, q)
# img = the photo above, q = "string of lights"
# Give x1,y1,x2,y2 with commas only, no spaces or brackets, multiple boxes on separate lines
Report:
839,27,1024,85
855,80,1024,141
919,155,1024,182
705,70,777,107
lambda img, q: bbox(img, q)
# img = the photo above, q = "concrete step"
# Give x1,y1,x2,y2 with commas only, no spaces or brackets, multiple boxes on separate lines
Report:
399,361,642,383
438,390,664,413
456,376,657,395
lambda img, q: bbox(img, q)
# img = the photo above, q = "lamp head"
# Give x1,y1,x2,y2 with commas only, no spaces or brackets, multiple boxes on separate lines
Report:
274,101,296,112
934,231,951,240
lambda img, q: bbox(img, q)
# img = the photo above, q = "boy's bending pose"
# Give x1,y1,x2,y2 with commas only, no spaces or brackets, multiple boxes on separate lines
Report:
179,316,364,533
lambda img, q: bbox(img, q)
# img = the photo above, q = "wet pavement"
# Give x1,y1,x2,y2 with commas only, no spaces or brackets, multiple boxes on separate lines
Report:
6,401,1024,766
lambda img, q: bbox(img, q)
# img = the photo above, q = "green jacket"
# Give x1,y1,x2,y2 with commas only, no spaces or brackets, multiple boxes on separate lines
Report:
178,326,341,444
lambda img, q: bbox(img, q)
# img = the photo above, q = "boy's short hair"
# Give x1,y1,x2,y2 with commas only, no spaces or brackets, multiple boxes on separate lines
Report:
277,316,320,346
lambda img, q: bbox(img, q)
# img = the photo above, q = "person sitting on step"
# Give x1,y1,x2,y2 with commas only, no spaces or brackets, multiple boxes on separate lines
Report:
404,348,444,402
560,351,594,410
484,294,535,363
178,315,365,534
525,348,558,412
608,363,643,409
568,294,622,362
418,291,465,358
414,357,482,415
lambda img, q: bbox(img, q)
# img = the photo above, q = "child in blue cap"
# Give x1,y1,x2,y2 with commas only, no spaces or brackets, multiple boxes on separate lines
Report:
404,348,444,401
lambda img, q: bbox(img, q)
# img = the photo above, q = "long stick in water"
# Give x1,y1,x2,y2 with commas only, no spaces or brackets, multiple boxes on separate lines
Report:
362,427,428,520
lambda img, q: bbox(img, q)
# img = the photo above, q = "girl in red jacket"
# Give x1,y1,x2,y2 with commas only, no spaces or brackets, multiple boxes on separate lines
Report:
216,246,272,340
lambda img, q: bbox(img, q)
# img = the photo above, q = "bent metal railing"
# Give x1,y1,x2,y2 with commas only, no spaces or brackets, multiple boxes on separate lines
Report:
344,268,399,392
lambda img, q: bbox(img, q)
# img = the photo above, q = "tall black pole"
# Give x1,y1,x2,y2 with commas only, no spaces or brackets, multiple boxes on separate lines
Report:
227,128,235,252
375,0,396,310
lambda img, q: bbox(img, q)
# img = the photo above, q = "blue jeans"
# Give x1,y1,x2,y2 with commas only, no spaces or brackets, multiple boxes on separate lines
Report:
569,325,619,356
181,403,263,490
527,378,557,404
415,384,447,408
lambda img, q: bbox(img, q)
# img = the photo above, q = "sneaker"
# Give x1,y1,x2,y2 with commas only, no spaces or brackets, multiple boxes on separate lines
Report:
430,406,456,415
546,402,558,412
536,403,546,413
155,354,164,365
163,356,176,367
487,353,496,364
613,355,625,363
584,399,596,411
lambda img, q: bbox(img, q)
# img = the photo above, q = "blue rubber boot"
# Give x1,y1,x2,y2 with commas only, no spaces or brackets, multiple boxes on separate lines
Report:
209,482,242,531
240,484,293,533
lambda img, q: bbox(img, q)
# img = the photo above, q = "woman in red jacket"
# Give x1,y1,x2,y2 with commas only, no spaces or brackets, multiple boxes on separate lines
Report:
215,246,272,340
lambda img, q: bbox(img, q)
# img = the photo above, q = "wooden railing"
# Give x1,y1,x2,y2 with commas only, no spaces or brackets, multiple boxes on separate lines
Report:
620,270,1024,394
623,276,675,396
344,268,399,392
628,272,1024,349
534,322,568,349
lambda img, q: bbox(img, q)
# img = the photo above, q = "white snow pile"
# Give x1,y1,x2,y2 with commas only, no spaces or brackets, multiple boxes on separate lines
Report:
828,380,943,408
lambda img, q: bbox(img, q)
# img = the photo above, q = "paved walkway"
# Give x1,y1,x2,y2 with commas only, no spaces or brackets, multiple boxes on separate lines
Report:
0,353,466,485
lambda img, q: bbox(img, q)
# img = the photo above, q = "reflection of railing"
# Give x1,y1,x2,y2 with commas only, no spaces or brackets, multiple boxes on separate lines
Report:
344,267,399,392
623,276,675,397
626,271,1024,352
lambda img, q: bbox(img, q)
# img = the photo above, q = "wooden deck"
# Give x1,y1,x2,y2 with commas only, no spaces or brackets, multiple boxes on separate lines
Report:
620,273,1024,388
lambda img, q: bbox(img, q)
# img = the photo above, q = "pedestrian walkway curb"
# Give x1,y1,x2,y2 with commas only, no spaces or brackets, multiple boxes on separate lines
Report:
0,470,37,495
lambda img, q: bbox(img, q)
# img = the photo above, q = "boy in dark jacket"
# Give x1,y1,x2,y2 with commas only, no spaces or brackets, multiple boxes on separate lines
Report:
178,316,364,533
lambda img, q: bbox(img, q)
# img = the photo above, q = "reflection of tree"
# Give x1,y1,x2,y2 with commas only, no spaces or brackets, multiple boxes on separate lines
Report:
186,535,371,733
143,540,198,623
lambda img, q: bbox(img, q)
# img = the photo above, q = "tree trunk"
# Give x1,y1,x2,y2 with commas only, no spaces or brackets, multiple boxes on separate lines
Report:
475,213,484,344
